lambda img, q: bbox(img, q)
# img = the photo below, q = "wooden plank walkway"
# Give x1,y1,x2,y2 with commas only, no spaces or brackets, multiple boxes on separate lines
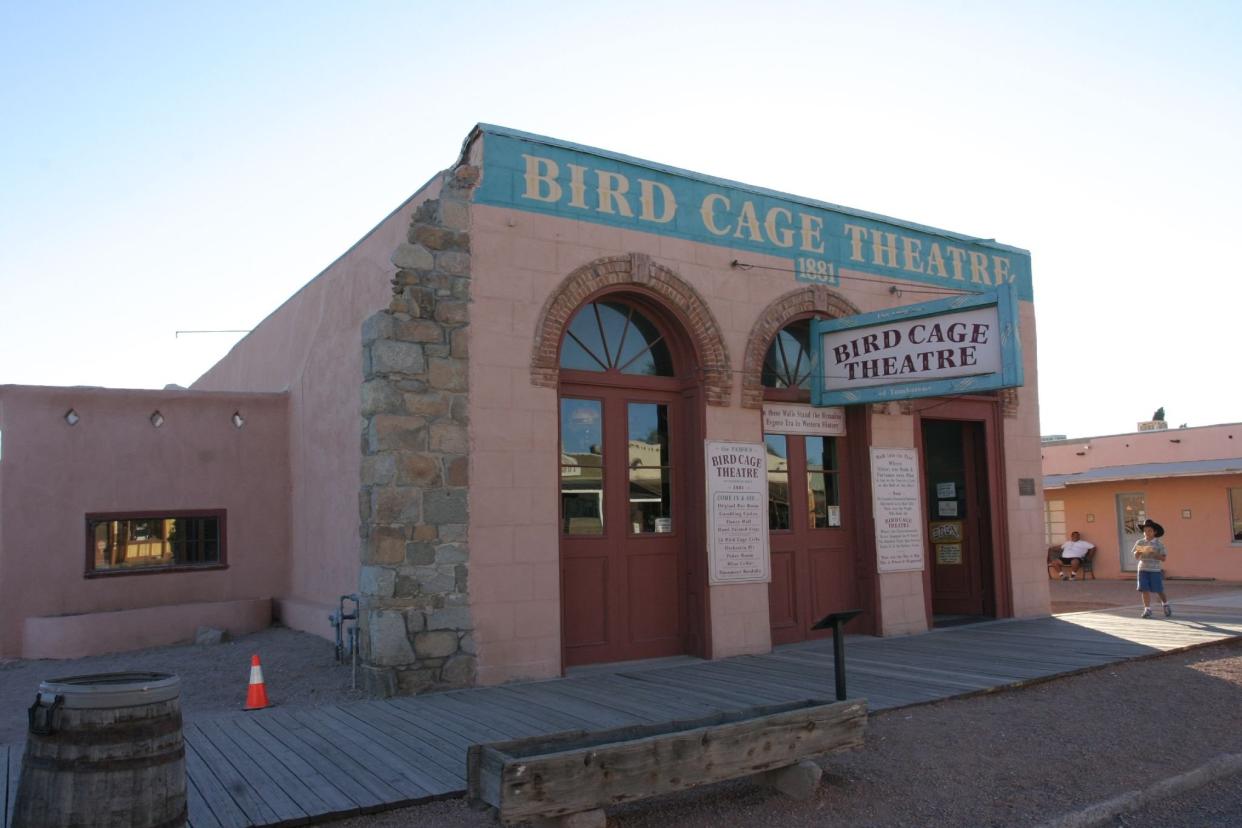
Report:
4,597,1241,828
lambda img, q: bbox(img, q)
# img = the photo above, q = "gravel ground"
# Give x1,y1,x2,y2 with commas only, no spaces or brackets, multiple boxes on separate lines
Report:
1119,773,1242,826
324,639,1242,828
3,586,1239,824
0,626,361,744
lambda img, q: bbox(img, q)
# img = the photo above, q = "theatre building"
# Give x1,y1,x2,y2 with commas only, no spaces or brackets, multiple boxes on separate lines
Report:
0,126,1048,692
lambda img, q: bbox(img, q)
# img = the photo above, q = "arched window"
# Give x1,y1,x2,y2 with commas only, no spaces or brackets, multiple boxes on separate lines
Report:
559,301,674,377
761,317,816,396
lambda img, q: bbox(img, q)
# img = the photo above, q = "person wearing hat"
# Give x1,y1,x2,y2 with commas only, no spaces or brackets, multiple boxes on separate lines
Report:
1133,519,1171,618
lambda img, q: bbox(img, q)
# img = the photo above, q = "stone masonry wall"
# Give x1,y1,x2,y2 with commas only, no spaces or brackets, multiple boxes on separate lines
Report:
357,164,477,696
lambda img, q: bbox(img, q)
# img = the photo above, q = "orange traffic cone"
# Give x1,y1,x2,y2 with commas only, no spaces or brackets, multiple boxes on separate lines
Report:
244,653,270,710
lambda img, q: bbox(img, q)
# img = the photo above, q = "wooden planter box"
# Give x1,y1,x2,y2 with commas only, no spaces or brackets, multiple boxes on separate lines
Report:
467,697,867,825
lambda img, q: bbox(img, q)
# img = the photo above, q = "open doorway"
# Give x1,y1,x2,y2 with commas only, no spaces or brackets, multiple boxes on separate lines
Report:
921,418,997,626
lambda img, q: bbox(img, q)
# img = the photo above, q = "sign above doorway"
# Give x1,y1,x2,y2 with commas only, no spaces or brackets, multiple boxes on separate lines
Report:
812,287,1023,406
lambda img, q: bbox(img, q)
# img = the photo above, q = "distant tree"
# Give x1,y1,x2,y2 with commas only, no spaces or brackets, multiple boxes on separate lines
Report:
1152,407,1165,421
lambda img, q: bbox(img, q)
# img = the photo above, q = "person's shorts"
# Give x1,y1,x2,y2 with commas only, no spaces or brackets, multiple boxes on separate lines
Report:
1137,570,1165,593
1059,556,1084,566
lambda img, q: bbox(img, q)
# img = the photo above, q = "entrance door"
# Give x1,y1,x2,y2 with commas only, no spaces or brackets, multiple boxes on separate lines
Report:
923,419,994,618
1116,493,1146,573
557,298,692,668
765,433,854,644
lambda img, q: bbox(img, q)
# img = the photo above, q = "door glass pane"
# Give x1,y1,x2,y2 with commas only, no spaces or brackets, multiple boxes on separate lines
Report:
628,402,672,534
629,467,672,533
561,398,604,535
765,434,791,531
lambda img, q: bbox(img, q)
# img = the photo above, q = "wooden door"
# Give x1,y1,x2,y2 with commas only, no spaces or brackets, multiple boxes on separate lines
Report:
560,388,686,666
765,433,855,644
924,419,993,617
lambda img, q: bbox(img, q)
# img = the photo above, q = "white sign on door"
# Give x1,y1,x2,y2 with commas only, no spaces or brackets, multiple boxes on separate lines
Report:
706,441,771,585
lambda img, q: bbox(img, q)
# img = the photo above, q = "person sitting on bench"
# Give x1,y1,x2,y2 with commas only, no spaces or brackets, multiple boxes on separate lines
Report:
1050,531,1094,580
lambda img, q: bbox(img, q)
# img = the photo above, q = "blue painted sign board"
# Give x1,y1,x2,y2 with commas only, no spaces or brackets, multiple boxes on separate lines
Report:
471,125,1033,302
811,287,1023,406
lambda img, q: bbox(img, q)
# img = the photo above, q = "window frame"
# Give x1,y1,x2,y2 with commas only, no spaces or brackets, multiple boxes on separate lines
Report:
1229,488,1242,545
84,509,228,577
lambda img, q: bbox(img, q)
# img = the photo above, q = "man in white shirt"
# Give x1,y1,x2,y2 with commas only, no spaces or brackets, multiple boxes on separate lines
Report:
1051,531,1095,580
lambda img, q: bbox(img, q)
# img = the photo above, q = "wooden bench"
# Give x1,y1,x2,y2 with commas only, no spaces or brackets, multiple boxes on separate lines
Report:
467,697,867,826
1048,545,1096,579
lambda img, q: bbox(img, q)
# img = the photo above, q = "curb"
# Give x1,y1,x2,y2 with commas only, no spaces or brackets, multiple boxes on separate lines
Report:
1040,752,1242,828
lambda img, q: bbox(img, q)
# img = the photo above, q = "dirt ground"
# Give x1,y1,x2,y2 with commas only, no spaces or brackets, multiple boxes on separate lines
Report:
0,626,361,744
3,586,1240,825
326,639,1242,828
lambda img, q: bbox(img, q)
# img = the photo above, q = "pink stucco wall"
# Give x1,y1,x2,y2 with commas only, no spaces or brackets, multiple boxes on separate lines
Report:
0,386,288,657
192,179,442,638
1043,422,1242,474
463,142,1046,681
1046,475,1242,581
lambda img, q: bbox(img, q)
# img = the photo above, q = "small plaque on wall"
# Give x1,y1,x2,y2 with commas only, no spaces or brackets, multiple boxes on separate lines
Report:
1018,478,1036,496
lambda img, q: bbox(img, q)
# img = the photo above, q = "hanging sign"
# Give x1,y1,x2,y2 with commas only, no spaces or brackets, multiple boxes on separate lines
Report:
812,287,1023,406
871,447,925,573
706,441,771,585
761,403,846,436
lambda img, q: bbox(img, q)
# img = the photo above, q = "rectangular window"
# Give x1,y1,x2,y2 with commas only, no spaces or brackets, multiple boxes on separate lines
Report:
1230,488,1242,543
86,511,226,575
1045,499,1065,546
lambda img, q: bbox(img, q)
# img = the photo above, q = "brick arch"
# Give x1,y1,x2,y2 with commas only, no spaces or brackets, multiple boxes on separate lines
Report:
530,253,732,406
740,286,861,409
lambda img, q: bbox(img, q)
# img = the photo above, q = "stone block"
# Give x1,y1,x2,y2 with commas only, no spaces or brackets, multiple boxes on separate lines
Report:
393,319,444,344
434,300,469,325
361,312,395,345
370,340,426,375
430,422,468,454
414,630,458,659
405,541,437,566
455,564,469,593
445,456,469,486
459,633,477,655
360,566,396,598
440,199,470,231
428,358,468,391
396,453,441,486
366,526,407,565
440,654,476,686
370,415,428,452
373,487,421,523
450,394,469,421
361,453,397,487
369,611,416,666
396,668,436,695
403,390,450,418
439,523,468,542
436,251,471,276
404,609,426,633
427,606,472,631
361,379,405,416
390,242,434,271
412,225,453,251
412,524,438,541
434,542,468,564
194,626,229,646
764,759,823,800
449,327,468,358
361,665,397,698
414,565,457,594
424,488,468,524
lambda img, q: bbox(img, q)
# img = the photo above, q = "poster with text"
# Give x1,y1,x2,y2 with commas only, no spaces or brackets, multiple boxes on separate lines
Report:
871,447,926,572
706,441,771,584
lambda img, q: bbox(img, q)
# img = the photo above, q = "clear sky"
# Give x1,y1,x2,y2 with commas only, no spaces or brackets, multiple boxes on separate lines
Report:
2,1,1238,439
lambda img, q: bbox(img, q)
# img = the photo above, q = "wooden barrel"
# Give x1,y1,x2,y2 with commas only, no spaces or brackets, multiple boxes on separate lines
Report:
12,672,186,828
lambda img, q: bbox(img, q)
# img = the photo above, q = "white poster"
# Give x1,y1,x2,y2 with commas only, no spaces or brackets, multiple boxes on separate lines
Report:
761,403,846,436
871,447,925,573
706,441,771,585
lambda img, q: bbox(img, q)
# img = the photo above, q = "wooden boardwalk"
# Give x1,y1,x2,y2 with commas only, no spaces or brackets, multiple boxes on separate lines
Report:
5,596,1242,827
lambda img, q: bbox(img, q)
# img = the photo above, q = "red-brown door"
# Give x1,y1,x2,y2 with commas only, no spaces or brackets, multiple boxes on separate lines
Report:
560,390,685,666
923,419,994,618
765,433,856,645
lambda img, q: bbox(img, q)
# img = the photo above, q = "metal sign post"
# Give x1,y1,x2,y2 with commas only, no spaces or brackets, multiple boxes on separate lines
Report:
811,609,863,701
